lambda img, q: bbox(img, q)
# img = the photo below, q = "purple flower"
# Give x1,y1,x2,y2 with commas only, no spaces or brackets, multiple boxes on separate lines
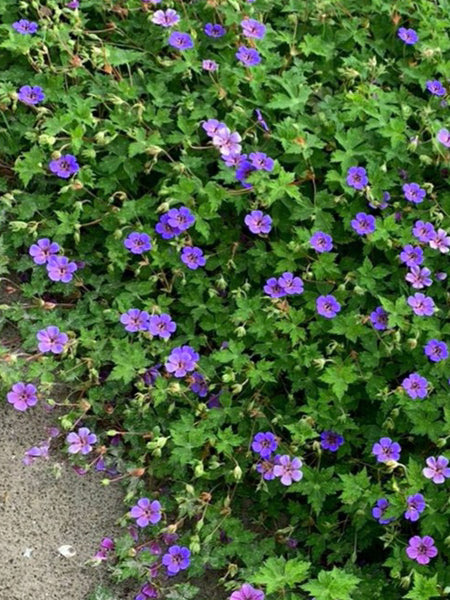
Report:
316,295,341,319
66,0,80,8
202,59,218,71
372,498,394,525
66,427,97,455
351,212,376,235
402,373,428,399
181,246,206,270
207,391,222,409
202,119,225,137
424,339,448,362
372,437,401,463
48,154,79,178
436,271,447,281
407,293,435,316
17,85,45,105
23,443,50,466
7,382,38,412
426,80,446,96
241,18,266,39
204,23,226,37
346,166,368,190
130,498,162,527
398,27,419,45
370,306,389,330
236,46,261,67
152,9,180,27
320,431,344,452
399,244,423,267
189,372,208,397
29,238,60,265
256,456,280,481
251,432,277,459
403,183,426,204
368,191,390,210
142,365,161,386
249,152,274,171
165,345,199,377
423,456,450,484
168,32,194,50
429,228,450,253
278,272,304,295
230,584,265,600
124,232,152,254
222,153,244,167
162,545,191,575
310,231,333,253
155,213,181,239
46,255,78,282
120,309,151,332
404,493,425,522
236,158,256,187
148,313,176,339
273,455,303,486
255,109,269,132
244,210,272,234
437,128,450,147
406,536,438,565
412,220,435,243
12,20,38,34
167,207,195,231
36,326,68,354
135,583,158,600
212,126,242,156
263,277,286,298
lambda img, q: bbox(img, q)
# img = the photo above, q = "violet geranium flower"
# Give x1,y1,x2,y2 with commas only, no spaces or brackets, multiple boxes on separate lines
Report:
406,536,437,565
404,493,425,522
204,23,226,37
180,246,206,270
235,46,261,67
399,244,423,267
398,27,419,45
372,498,394,525
241,18,266,39
278,272,304,295
273,455,303,486
152,9,180,27
249,152,274,171
346,166,368,190
251,432,277,459
407,293,435,316
17,85,45,105
168,31,194,50
130,498,162,527
36,326,68,354
48,154,79,178
372,437,401,463
320,431,344,452
147,313,176,339
167,207,195,231
12,20,38,34
124,232,152,254
7,382,38,411
263,277,286,298
405,266,432,289
202,59,218,72
402,373,428,399
429,228,450,253
162,545,191,575
244,210,272,234
155,213,181,239
230,583,265,600
165,345,199,377
66,427,97,455
310,231,333,253
316,295,341,319
423,339,448,362
46,256,78,282
29,238,60,265
120,309,150,332
403,183,426,204
422,456,450,484
370,306,389,330
437,128,450,148
351,212,376,235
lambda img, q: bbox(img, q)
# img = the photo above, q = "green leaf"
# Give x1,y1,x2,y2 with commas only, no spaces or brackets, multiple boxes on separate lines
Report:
404,572,440,600
252,556,311,594
301,568,360,600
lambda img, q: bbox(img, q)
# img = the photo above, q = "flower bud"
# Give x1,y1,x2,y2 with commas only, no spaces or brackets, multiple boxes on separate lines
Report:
194,461,204,477
233,464,242,481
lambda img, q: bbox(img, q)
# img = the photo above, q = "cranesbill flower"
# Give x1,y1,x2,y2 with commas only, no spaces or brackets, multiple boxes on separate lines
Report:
212,126,242,156
236,158,256,188
124,232,152,254
17,85,45,105
412,220,435,242
370,306,389,330
148,313,176,339
405,493,425,521
399,244,423,267
204,23,226,37
264,277,286,298
436,271,447,281
230,583,265,600
351,212,376,235
368,191,390,210
152,9,180,27
162,545,191,575
402,373,428,399
46,256,78,282
256,456,280,481
181,246,206,269
130,498,162,527
407,293,435,316
155,213,181,239
49,154,79,178
7,382,38,411
23,443,50,466
398,27,419,45
236,46,261,67
12,20,38,34
372,437,401,463
423,456,450,483
403,183,426,204
310,231,333,253
167,207,195,231
245,210,272,234
424,339,448,362
372,498,394,524
406,536,437,565
405,266,432,289
202,59,218,72
189,372,208,397
120,309,150,332
136,583,158,600
278,272,304,295
222,153,244,167
429,228,450,253
255,109,269,132
29,238,60,264
37,326,68,354
273,455,303,486
202,119,225,137
249,152,274,171
142,365,161,386
165,345,199,377
241,18,266,39
320,431,344,452
437,128,450,147
346,166,368,190
66,427,97,454
251,432,277,459
168,32,194,50
316,295,341,318
426,80,446,96
66,1,79,8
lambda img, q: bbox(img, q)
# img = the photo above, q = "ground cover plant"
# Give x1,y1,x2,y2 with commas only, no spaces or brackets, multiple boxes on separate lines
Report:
0,0,449,598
